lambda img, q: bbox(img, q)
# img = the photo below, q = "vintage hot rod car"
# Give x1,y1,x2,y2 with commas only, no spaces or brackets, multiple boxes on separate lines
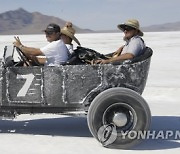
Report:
0,45,153,149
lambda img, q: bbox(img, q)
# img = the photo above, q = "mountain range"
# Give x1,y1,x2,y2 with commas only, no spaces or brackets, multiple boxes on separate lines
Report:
0,8,180,35
0,8,93,35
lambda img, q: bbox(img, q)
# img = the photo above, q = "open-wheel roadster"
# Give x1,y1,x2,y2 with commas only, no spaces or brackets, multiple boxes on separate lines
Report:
0,45,153,149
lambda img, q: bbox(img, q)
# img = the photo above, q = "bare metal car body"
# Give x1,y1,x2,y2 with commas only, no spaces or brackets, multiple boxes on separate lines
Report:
0,45,153,149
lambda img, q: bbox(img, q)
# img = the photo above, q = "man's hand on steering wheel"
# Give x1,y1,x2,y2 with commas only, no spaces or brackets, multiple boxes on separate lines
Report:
13,36,23,49
13,36,43,66
13,36,32,66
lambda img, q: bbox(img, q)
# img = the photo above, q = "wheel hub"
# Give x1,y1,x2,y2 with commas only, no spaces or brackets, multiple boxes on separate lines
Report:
112,112,128,127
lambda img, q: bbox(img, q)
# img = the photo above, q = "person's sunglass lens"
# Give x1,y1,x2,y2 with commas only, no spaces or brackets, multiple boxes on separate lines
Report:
124,26,134,31
46,31,54,35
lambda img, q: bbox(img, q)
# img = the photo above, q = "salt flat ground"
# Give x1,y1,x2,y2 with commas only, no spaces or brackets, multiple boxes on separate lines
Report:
0,32,179,154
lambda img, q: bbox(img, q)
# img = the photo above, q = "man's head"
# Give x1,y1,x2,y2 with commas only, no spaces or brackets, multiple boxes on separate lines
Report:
61,22,81,46
43,23,61,42
117,19,143,40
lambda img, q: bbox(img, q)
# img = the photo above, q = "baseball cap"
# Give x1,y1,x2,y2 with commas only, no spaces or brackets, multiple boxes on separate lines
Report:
43,23,60,33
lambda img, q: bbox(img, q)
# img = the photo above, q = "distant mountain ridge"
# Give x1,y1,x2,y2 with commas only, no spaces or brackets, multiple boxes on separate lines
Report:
0,8,93,35
142,22,180,32
0,8,180,35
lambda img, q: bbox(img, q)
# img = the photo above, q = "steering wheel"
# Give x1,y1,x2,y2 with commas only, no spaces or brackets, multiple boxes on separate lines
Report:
15,47,30,66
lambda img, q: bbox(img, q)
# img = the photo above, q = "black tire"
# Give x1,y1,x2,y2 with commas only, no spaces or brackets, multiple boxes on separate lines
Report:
87,87,151,149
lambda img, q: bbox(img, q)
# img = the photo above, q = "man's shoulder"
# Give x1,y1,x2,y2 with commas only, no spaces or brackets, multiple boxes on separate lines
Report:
130,36,144,44
51,39,63,45
41,39,64,50
131,36,142,40
50,39,67,48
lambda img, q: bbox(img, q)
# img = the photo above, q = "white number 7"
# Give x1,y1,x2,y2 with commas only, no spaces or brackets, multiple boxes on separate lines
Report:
17,73,35,97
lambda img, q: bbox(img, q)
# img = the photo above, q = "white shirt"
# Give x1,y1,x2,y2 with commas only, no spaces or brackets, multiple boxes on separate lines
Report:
121,36,146,57
40,39,69,66
65,44,74,54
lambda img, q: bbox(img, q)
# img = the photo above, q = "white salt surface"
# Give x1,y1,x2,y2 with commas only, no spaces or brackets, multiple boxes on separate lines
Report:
0,32,179,154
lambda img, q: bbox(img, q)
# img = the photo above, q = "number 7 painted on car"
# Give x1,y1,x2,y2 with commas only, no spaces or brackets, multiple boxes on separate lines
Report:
4,67,43,104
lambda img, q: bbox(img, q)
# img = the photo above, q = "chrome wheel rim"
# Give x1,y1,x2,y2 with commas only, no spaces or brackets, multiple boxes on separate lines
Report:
102,102,137,132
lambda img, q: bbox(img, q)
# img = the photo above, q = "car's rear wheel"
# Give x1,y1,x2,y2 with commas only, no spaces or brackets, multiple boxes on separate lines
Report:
87,87,151,149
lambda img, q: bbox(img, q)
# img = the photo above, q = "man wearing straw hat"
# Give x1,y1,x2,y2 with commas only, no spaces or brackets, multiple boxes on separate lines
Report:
94,19,146,64
61,22,81,54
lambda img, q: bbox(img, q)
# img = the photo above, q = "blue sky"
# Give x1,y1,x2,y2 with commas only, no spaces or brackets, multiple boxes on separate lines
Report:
1,0,180,30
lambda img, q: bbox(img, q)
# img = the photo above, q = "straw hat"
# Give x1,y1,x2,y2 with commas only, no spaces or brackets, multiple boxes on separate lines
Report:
117,19,143,36
61,22,81,45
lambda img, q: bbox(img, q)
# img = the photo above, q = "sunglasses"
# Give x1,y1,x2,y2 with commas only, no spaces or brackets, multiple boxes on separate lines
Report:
45,31,55,35
123,26,136,32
